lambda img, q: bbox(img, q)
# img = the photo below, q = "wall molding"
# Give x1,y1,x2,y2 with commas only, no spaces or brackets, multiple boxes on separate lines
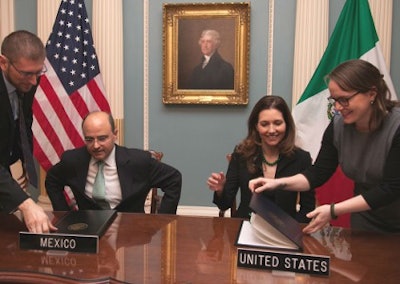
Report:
143,0,150,149
176,206,222,217
144,204,223,217
93,0,124,119
0,0,14,41
292,0,328,107
266,0,274,96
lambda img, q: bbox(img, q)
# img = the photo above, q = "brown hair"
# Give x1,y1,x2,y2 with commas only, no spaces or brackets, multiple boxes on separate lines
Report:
1,30,45,62
326,59,399,131
236,95,296,173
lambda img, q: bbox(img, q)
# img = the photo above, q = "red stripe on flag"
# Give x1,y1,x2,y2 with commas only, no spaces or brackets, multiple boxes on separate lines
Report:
32,98,65,159
87,79,110,112
70,90,90,118
33,136,53,171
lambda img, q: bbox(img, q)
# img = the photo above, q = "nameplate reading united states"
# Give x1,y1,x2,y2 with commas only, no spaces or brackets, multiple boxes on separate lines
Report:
237,248,330,276
19,232,99,254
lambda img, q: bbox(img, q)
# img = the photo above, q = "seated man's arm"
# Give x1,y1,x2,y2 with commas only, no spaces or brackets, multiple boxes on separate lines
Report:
45,162,71,211
150,160,182,214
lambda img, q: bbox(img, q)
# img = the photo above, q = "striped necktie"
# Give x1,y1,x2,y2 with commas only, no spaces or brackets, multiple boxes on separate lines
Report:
92,161,110,209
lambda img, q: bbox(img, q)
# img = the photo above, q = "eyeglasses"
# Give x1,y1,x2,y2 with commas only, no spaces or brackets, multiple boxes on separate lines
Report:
84,135,110,144
8,60,47,78
327,91,360,107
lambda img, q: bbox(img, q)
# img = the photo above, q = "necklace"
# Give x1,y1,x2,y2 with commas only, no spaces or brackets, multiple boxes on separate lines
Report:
262,155,280,167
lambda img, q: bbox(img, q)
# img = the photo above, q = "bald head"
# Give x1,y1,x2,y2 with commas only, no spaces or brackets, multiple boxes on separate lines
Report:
82,111,117,161
82,111,115,132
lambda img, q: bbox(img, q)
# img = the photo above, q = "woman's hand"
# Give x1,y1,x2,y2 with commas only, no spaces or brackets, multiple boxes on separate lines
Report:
248,177,281,193
207,172,226,193
302,204,331,234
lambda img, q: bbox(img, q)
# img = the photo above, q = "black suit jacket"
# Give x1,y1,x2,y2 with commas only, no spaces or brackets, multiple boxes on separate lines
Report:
45,145,182,214
0,72,36,212
189,51,234,89
213,148,315,223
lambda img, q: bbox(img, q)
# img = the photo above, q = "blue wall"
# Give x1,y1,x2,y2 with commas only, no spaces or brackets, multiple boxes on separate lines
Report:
14,0,400,207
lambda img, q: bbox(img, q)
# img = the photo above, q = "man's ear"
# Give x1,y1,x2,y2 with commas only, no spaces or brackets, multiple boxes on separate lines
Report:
113,128,119,141
0,55,8,71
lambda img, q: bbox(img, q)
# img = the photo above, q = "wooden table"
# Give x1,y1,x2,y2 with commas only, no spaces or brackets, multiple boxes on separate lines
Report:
0,212,399,283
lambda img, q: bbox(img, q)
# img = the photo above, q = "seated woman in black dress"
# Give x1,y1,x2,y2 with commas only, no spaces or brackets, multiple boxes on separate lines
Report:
207,95,315,223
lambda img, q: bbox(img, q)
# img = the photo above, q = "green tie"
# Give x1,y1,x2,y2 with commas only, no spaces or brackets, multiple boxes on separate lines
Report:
93,161,110,209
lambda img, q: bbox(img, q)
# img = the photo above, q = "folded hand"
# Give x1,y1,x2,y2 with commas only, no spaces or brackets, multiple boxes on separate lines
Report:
207,172,225,192
248,177,279,193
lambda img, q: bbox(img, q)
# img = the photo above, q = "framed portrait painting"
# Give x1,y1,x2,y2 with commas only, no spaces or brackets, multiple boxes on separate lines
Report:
162,3,250,105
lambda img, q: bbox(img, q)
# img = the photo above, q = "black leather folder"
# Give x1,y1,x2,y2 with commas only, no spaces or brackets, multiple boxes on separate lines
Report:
55,210,117,236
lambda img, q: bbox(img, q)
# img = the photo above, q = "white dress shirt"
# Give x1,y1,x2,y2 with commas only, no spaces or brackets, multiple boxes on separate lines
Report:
85,146,122,209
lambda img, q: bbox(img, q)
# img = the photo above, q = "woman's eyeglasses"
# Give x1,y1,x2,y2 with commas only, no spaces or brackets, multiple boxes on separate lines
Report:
327,91,360,107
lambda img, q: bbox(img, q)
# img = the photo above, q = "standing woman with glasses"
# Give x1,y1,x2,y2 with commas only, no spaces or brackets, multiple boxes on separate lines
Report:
249,59,400,234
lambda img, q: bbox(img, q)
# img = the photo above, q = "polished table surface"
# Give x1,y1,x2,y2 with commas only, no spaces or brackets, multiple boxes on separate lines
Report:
0,212,399,283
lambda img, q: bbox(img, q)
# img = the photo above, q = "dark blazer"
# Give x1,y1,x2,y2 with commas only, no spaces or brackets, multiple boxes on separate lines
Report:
0,72,35,212
45,145,182,214
189,51,234,89
213,148,315,223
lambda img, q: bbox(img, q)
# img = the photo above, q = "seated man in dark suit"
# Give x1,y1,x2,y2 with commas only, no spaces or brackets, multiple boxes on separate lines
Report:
45,111,182,213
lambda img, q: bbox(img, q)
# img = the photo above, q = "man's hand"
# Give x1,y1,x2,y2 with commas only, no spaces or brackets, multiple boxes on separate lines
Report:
18,199,57,233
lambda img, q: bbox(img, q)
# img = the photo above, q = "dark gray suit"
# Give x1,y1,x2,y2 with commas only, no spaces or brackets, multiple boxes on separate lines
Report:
45,145,182,214
0,71,36,212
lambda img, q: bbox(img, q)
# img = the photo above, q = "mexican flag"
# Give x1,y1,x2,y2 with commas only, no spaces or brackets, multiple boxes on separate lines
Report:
292,0,397,227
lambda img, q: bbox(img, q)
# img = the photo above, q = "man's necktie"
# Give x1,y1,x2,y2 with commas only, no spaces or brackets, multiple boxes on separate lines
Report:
93,161,110,209
18,94,38,188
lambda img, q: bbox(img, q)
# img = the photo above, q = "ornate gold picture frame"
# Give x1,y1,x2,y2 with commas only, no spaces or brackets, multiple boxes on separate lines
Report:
162,3,250,105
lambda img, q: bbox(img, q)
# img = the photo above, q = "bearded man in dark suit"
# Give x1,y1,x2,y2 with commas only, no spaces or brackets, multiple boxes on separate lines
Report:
0,30,56,233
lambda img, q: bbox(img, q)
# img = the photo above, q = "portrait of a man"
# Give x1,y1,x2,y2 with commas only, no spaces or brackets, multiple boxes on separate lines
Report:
164,3,249,104
177,18,236,91
188,30,234,90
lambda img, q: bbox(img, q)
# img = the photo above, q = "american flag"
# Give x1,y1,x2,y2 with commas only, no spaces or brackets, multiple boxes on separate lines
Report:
33,0,110,171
